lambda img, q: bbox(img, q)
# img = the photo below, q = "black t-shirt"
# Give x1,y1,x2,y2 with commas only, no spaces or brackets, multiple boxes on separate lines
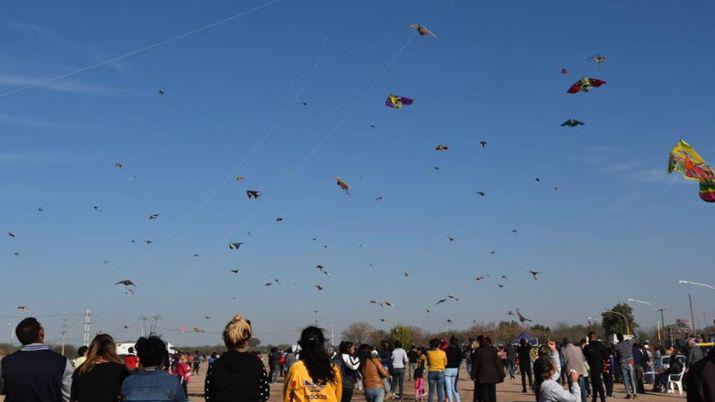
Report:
71,362,129,402
407,350,419,363
446,346,463,368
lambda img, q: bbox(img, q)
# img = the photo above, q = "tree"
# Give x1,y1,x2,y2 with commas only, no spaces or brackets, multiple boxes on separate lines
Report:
390,325,415,347
601,303,638,336
341,322,376,345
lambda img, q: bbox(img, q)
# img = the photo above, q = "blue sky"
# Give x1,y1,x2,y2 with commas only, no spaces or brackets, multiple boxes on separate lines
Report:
1,0,714,346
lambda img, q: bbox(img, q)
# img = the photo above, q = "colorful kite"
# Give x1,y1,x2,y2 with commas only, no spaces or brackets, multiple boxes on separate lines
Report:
567,77,606,94
408,24,437,37
385,94,414,109
561,67,569,75
668,140,715,202
336,177,351,195
589,54,607,67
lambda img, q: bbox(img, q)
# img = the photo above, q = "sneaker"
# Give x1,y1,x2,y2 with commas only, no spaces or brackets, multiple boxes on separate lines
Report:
633,395,638,399
625,395,632,399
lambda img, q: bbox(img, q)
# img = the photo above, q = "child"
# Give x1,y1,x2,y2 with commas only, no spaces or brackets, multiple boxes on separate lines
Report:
414,348,427,400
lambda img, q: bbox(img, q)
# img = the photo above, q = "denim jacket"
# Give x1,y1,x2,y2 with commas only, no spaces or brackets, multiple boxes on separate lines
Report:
121,368,187,402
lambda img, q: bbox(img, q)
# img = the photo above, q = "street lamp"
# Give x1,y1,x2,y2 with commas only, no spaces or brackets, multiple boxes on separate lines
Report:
627,298,661,344
677,280,711,334
603,310,631,336
678,280,715,291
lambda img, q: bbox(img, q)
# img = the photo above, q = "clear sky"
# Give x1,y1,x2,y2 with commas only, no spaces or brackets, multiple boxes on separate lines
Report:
1,0,714,346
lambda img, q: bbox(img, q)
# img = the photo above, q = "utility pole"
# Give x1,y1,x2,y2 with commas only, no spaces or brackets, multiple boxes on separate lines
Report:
656,308,665,344
60,322,68,356
83,309,92,346
149,315,161,334
139,315,148,336
8,322,14,346
331,324,335,347
689,293,697,334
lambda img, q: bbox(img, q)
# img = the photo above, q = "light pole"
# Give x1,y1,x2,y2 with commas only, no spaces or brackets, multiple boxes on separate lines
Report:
677,280,711,334
678,280,715,290
627,298,661,344
603,310,631,336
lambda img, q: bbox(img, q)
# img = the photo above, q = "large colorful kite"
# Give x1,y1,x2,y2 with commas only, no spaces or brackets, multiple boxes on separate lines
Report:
385,94,414,109
668,140,715,202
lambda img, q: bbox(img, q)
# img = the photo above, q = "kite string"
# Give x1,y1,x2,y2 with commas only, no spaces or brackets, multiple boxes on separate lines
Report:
153,33,417,305
0,0,281,98
91,35,329,314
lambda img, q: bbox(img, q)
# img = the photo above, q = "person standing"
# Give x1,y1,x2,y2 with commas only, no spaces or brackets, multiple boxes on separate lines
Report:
379,342,393,398
583,332,607,402
175,355,191,397
631,344,645,394
204,315,270,402
358,345,389,402
334,342,360,402
408,346,419,382
445,337,463,402
269,348,282,383
70,334,129,402
414,348,427,401
121,336,186,402
0,317,73,402
517,338,533,393
471,336,503,402
390,341,409,399
73,346,88,369
283,326,342,402
686,346,715,402
614,334,636,399
505,343,516,380
562,338,588,402
688,339,704,366
124,347,139,373
193,351,201,375
426,339,447,402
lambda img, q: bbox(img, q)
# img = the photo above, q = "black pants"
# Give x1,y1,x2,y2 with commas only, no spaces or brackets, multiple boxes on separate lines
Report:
520,365,532,392
341,387,354,402
476,383,496,402
269,365,277,383
634,364,645,393
590,372,606,402
604,373,614,397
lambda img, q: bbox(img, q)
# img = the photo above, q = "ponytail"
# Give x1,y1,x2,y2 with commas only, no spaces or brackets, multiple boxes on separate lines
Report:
298,326,336,384
532,356,553,401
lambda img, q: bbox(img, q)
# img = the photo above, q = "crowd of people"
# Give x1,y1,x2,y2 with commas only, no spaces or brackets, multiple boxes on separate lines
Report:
0,316,714,402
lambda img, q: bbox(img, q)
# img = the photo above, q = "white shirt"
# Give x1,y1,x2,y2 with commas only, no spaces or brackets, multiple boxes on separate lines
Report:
391,348,409,369
538,379,580,402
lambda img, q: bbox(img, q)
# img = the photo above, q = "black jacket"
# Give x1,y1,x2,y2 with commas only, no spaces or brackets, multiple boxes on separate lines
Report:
0,348,67,402
446,345,463,369
584,340,609,372
471,346,504,384
71,362,128,402
516,344,532,368
687,348,715,402
204,351,270,402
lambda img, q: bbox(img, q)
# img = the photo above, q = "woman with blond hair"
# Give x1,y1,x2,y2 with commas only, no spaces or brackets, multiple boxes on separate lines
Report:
70,333,128,402
204,315,270,402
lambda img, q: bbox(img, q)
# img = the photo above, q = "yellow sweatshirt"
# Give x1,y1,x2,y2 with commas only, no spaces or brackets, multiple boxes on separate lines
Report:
426,349,447,372
283,361,342,402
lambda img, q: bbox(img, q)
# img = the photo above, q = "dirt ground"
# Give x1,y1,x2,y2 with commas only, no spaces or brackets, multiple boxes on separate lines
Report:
187,365,686,402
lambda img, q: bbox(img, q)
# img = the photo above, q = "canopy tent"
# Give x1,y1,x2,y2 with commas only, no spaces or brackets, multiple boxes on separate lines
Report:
511,332,538,346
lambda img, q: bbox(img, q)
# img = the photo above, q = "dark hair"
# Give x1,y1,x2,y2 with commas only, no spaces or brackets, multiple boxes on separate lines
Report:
449,336,458,346
588,332,597,341
429,338,441,349
357,344,373,374
533,356,553,400
616,333,624,342
298,326,336,384
394,340,402,349
339,341,354,355
135,336,168,368
482,337,492,347
562,337,571,345
127,346,134,354
78,346,89,357
519,338,526,346
16,317,42,345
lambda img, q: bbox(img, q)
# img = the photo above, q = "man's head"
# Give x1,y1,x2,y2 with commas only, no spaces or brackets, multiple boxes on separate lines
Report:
562,337,571,345
77,346,89,357
616,333,624,342
128,346,134,354
135,336,168,368
588,332,597,341
15,317,44,345
394,340,402,349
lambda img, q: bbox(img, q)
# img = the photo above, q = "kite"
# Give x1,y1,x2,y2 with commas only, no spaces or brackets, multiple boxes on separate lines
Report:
403,272,410,278
376,196,383,201
425,309,431,313
369,124,376,129
193,253,200,258
475,275,487,281
230,269,240,274
446,319,453,324
408,24,437,37
668,139,715,202
235,176,245,182
529,270,540,280
276,217,284,223
385,94,414,109
383,301,393,307
93,206,102,212
490,251,495,255
435,144,449,151
193,327,205,333
13,252,20,256
516,308,532,323
535,178,541,182
435,298,447,305
380,318,387,323
561,119,585,127
369,300,377,304
567,77,606,94
506,310,515,316
553,186,559,191
144,240,153,245
158,90,165,95
115,163,124,169
315,284,324,291
512,229,518,233
316,265,329,276
336,177,351,195
501,275,508,280
476,191,486,197
229,242,243,250
37,208,44,212
433,166,440,170
497,284,504,288
115,279,136,294
246,190,261,199
179,326,188,333
8,232,15,238
448,236,455,242
301,102,308,106
480,141,487,148
561,67,569,75
589,54,607,67
17,306,27,310
148,213,160,220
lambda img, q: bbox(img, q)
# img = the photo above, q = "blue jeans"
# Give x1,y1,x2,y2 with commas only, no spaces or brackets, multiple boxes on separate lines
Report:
365,387,385,402
507,360,515,378
444,368,461,402
428,371,445,402
568,375,587,402
391,368,405,396
620,363,636,395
